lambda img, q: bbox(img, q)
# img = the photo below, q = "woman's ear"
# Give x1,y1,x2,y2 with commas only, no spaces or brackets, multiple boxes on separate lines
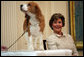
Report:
62,23,64,27
51,24,53,30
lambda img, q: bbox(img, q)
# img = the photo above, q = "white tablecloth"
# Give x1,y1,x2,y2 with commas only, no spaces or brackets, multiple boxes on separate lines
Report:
1,49,72,56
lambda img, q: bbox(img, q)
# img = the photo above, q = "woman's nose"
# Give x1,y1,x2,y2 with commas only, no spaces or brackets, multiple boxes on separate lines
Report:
56,23,59,25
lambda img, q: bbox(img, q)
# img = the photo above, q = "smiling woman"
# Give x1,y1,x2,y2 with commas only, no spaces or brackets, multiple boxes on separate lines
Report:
49,13,65,35
46,13,79,56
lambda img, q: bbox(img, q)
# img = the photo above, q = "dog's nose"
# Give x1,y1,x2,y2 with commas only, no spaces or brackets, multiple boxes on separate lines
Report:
20,5,23,8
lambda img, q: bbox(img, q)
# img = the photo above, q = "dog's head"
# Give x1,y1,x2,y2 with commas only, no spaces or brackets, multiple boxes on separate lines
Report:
20,2,41,15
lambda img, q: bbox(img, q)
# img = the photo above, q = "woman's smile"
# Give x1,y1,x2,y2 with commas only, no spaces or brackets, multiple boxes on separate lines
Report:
54,25,62,29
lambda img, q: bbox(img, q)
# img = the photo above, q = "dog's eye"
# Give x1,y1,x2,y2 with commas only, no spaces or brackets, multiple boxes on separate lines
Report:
28,4,31,6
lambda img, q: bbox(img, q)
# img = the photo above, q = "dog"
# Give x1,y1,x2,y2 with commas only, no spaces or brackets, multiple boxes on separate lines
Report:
20,2,45,51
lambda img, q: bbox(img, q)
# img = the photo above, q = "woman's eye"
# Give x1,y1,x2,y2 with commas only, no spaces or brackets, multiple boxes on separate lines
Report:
58,21,62,23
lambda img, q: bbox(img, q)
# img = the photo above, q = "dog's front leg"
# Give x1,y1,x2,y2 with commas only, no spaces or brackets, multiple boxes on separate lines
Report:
39,34,44,50
24,32,34,51
28,35,34,51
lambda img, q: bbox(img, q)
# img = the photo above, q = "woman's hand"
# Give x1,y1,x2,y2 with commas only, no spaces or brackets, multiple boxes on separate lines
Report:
1,46,8,51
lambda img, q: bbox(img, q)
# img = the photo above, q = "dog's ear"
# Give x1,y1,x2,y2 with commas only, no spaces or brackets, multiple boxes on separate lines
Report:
35,5,41,13
35,5,38,9
25,14,28,18
25,14,30,19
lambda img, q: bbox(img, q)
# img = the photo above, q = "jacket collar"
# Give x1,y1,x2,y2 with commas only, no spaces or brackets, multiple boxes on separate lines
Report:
53,32,66,38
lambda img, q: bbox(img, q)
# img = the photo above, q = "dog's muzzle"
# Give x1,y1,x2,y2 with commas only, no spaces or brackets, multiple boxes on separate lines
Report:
20,4,28,12
20,5,23,8
20,5,23,11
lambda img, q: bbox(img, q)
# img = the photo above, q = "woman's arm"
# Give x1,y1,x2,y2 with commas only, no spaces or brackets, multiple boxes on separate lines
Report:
46,36,57,50
72,42,79,56
69,35,79,56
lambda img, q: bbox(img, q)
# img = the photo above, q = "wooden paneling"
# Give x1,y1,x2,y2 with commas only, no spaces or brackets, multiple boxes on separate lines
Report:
1,1,17,51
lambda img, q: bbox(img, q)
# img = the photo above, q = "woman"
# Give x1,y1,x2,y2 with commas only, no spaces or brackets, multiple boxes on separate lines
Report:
46,13,78,56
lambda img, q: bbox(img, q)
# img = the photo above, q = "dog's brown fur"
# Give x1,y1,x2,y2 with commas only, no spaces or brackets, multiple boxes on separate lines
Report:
23,2,45,36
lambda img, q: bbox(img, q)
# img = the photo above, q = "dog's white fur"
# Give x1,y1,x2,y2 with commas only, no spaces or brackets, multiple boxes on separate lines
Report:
21,4,28,11
20,2,44,51
24,13,43,50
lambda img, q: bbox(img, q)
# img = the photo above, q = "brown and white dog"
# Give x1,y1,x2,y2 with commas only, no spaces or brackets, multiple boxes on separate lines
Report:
20,2,45,51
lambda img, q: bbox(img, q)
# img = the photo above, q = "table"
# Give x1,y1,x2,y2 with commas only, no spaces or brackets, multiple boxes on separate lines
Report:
1,49,72,56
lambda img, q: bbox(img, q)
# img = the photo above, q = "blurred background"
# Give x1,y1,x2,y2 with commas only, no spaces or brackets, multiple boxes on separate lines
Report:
1,1,83,56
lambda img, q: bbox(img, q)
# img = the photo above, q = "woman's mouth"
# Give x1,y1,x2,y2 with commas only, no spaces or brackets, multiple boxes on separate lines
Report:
54,26,61,29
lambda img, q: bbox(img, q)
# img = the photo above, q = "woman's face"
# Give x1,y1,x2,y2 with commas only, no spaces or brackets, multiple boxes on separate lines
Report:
52,19,63,33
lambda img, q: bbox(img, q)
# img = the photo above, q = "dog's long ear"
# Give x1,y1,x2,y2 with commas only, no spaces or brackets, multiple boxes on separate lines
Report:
35,5,41,14
25,14,28,18
25,14,30,20
25,13,30,26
